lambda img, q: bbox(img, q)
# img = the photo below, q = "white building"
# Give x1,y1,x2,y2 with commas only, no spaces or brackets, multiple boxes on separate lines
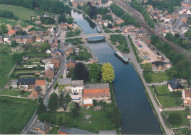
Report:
71,80,84,93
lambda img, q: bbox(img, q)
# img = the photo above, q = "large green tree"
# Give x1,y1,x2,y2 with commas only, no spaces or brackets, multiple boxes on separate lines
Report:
48,93,58,111
89,63,102,82
63,93,72,106
102,63,115,83
0,24,8,34
75,62,89,81
37,101,46,114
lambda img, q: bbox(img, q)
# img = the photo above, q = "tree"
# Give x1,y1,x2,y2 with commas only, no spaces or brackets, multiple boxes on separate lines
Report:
0,24,8,34
11,40,18,48
59,92,64,107
63,93,72,106
89,63,102,82
37,101,46,114
48,93,58,111
75,62,89,81
102,63,115,83
67,101,76,112
13,53,22,64
58,14,67,24
108,23,113,29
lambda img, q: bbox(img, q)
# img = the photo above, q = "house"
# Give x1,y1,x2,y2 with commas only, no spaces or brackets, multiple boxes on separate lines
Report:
136,29,147,41
66,47,74,56
181,0,191,9
58,78,72,91
73,0,83,7
121,25,136,33
58,127,94,134
115,18,124,25
182,89,191,106
32,121,51,134
83,83,111,105
53,49,63,57
29,86,42,99
26,35,36,44
46,49,51,54
151,61,168,71
167,78,184,92
3,35,9,43
51,57,61,69
35,79,46,95
66,58,76,69
11,80,18,88
17,78,36,89
35,35,44,42
71,80,84,93
8,30,16,36
45,63,54,79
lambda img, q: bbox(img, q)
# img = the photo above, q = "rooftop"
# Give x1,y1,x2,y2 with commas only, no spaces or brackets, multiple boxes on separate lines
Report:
85,83,109,89
58,78,72,86
58,127,94,134
72,80,84,87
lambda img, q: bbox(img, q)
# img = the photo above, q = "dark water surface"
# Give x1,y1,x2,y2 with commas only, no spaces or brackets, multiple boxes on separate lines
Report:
71,10,162,134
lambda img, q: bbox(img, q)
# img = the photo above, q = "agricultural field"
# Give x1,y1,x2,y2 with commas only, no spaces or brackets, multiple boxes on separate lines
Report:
0,4,38,20
0,45,15,89
0,96,37,133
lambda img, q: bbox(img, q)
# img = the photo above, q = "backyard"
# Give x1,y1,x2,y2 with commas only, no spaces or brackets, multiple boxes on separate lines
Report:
0,45,15,89
150,85,183,108
0,96,37,133
144,71,170,83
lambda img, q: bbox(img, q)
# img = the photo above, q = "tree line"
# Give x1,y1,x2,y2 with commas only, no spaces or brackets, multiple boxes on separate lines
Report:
110,4,139,27
0,10,18,19
0,0,71,14
130,1,154,28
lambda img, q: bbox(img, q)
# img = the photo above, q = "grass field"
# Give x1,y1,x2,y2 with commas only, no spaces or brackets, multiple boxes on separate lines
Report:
154,85,170,95
0,97,37,133
148,72,170,83
0,17,31,27
0,45,15,89
49,126,59,134
0,4,37,20
1,89,31,97
157,95,182,108
162,110,190,128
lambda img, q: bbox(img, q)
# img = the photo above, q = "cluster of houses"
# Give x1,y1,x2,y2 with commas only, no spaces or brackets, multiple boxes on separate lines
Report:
0,26,47,45
147,0,191,36
167,78,191,106
11,78,47,99
71,0,102,8
58,78,111,106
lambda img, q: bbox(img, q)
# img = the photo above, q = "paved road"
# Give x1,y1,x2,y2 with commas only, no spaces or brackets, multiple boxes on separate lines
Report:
111,0,191,59
125,35,173,135
147,81,168,86
21,27,66,134
162,107,186,112
0,94,30,99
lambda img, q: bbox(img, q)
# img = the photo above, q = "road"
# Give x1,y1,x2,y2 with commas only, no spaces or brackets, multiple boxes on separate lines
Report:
21,27,66,134
125,36,173,135
111,0,191,59
147,81,168,86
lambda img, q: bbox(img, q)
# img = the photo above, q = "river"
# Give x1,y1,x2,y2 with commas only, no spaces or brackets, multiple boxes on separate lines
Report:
71,10,162,134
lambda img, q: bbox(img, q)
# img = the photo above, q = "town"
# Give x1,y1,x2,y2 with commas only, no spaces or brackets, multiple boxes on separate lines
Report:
0,0,191,135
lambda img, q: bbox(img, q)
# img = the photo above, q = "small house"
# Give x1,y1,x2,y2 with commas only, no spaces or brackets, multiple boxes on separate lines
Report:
182,89,191,106
58,127,94,134
66,58,76,69
167,78,184,92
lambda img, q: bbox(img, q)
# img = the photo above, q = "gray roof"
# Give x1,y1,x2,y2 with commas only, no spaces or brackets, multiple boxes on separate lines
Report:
99,130,117,134
72,80,84,87
73,0,83,2
11,80,18,86
137,29,146,34
58,78,72,86
58,127,94,134
167,78,184,90
85,83,109,89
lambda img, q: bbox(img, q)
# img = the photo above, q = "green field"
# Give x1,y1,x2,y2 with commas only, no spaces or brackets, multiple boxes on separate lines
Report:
154,85,170,95
0,17,31,27
0,96,37,133
162,110,190,128
157,95,182,108
0,4,37,20
0,45,15,89
147,72,170,83
1,90,31,97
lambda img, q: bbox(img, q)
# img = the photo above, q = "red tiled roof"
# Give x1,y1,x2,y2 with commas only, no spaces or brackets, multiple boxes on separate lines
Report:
35,80,46,85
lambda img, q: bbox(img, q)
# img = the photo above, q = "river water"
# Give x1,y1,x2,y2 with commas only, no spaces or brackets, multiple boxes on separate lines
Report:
71,10,162,134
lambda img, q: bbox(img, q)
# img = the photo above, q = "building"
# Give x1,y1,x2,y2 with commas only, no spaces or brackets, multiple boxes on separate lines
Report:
17,78,36,89
66,58,76,69
83,83,111,105
53,49,63,57
58,78,72,91
51,57,61,69
167,78,184,92
35,79,46,94
99,130,117,134
71,80,84,93
136,29,147,41
182,89,191,106
31,121,51,134
45,63,54,79
58,127,94,134
66,47,74,56
73,0,83,7
29,86,42,99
